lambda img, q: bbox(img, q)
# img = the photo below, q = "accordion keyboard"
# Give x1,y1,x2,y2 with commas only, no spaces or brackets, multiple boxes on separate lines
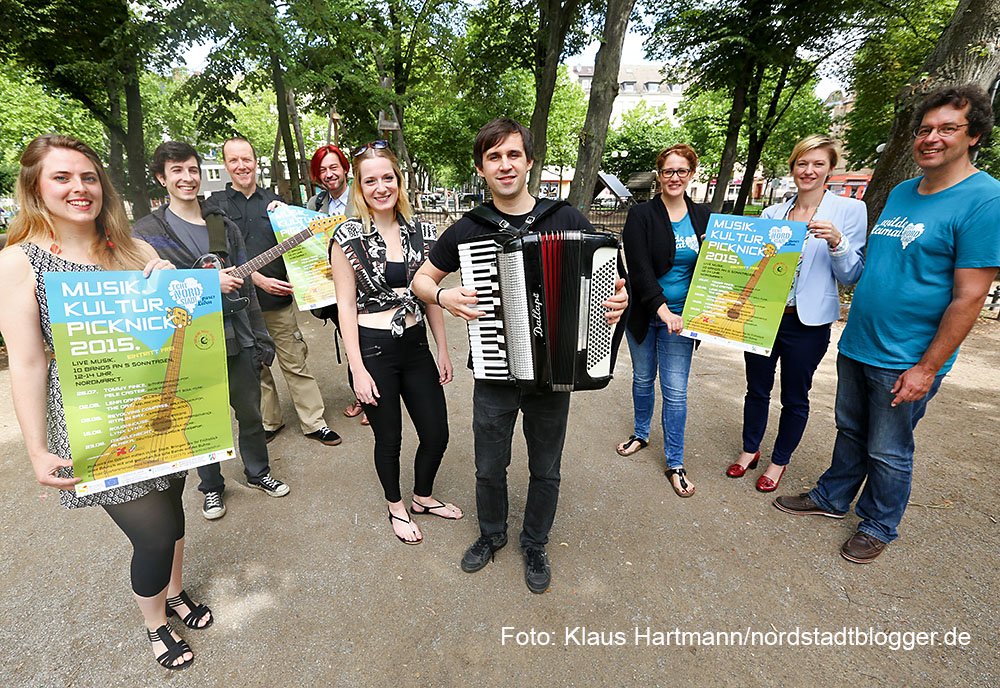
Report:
459,237,511,381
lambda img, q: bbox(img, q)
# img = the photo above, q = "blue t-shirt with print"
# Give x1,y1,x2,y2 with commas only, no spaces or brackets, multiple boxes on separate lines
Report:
657,213,700,315
840,171,1000,373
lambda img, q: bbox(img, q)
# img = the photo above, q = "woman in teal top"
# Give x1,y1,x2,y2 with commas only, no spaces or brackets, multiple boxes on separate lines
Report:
618,144,710,497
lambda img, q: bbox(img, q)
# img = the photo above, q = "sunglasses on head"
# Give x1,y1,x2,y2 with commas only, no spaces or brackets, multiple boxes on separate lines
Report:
353,140,390,157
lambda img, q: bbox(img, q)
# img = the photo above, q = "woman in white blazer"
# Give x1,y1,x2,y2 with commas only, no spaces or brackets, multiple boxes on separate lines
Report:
726,136,867,492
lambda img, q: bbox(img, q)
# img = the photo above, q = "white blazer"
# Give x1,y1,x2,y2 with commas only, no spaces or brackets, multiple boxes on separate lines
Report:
762,191,867,326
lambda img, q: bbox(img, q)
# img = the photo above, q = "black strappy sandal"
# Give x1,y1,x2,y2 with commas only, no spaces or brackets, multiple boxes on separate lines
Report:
616,435,648,456
146,623,194,671
665,467,695,498
166,590,213,629
388,508,422,545
410,499,463,520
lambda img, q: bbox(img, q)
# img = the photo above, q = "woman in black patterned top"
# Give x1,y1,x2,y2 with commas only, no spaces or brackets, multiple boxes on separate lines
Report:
0,135,212,670
329,142,459,544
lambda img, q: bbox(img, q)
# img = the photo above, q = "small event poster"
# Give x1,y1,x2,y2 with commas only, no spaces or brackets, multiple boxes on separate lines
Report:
681,213,808,356
268,204,345,311
45,269,235,495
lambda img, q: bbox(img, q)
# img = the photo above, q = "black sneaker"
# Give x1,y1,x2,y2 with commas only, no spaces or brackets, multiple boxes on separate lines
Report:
264,424,285,443
305,425,342,446
247,474,290,497
460,534,508,573
202,491,226,520
522,546,551,594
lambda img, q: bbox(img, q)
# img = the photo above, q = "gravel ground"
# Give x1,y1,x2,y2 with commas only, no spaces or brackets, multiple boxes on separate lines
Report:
1,276,997,687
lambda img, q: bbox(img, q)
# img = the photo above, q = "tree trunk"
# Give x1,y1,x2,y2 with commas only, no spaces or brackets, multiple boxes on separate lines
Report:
566,0,636,210
270,51,302,205
122,61,150,219
710,61,756,213
865,0,1000,227
271,129,284,194
287,88,310,188
735,63,789,214
107,78,125,196
528,0,580,195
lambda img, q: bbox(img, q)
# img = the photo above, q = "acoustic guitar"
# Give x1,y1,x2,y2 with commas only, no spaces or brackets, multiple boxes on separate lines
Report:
688,243,778,341
194,214,345,313
92,306,193,479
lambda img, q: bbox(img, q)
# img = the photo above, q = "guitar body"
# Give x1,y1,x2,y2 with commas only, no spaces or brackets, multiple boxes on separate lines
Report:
193,253,249,314
688,291,756,340
92,396,193,479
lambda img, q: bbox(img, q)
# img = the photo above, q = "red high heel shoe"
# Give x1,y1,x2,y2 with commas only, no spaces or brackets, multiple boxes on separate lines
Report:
756,465,786,492
726,451,760,478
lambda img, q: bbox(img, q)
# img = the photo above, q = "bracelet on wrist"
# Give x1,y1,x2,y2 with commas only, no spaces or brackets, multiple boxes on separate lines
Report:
435,287,445,306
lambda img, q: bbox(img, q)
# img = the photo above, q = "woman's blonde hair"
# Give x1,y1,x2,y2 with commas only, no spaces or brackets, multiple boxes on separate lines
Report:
348,143,413,230
788,135,839,173
7,135,148,270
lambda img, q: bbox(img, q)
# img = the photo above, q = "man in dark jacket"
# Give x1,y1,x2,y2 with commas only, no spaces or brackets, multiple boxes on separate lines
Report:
133,141,290,521
203,137,341,448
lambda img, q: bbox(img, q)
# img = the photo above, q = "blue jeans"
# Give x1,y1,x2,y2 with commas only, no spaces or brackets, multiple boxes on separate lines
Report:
626,317,694,469
472,381,571,548
809,354,943,543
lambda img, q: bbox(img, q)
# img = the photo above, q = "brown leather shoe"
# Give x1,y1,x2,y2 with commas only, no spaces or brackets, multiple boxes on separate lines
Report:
840,531,887,564
773,493,846,518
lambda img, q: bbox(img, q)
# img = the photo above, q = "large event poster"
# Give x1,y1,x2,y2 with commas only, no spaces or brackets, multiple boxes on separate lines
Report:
681,213,808,356
45,269,235,495
268,204,344,311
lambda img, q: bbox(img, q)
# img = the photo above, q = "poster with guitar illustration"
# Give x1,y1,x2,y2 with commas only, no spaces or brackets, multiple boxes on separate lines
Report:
45,270,234,495
681,214,807,356
268,204,346,311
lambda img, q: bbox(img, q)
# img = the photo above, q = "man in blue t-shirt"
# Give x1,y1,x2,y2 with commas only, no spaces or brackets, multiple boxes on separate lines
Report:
775,84,1000,563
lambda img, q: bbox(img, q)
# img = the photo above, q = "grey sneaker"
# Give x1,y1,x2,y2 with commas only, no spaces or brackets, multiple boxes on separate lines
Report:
202,491,226,520
247,474,290,498
522,546,551,594
460,534,508,573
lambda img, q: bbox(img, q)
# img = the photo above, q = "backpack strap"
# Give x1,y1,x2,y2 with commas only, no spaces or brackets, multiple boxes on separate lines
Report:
464,198,567,235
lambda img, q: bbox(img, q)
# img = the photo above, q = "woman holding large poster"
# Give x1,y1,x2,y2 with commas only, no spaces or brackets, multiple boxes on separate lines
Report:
617,145,710,498
0,135,210,671
328,142,459,544
726,136,867,492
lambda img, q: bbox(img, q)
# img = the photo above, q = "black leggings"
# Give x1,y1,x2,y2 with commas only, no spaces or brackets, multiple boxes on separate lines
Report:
102,476,185,597
353,324,449,503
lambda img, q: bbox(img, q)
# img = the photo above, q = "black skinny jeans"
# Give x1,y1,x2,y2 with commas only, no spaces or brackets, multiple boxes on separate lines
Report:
102,475,186,597
353,324,449,503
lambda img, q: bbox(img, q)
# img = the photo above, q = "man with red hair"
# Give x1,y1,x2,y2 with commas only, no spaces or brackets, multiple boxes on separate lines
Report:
306,144,352,216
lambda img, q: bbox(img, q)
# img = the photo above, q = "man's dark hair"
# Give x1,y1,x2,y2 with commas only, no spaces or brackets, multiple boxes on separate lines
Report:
151,141,202,179
912,83,994,152
473,118,534,169
222,136,258,161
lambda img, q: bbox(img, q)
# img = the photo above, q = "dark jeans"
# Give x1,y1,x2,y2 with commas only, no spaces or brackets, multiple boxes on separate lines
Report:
472,380,571,548
809,354,943,543
354,325,449,503
103,476,185,597
198,346,271,494
742,312,831,466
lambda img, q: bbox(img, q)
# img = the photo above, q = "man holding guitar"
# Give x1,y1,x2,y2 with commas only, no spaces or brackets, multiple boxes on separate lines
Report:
133,141,290,521
204,137,341,450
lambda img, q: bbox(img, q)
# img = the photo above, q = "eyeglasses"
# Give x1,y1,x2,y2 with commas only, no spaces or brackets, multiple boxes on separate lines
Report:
659,168,691,179
912,123,969,139
353,140,389,157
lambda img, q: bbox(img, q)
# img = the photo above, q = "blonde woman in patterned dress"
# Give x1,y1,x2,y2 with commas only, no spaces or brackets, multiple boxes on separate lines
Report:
0,135,210,671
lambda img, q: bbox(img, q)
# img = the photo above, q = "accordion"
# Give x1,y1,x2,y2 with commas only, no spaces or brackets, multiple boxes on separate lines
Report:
458,230,620,392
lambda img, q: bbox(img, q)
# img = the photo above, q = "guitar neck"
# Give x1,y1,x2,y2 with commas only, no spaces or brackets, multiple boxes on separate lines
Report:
229,226,319,280
159,326,185,403
738,254,772,302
